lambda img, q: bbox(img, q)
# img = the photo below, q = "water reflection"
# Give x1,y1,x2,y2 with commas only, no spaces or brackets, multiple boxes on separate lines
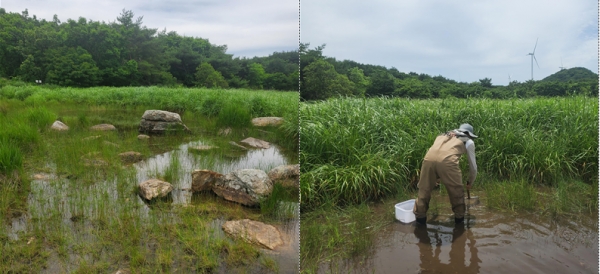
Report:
414,224,481,273
135,140,290,205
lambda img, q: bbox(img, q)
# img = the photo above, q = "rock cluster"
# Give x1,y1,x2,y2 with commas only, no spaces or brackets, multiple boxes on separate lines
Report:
191,164,299,206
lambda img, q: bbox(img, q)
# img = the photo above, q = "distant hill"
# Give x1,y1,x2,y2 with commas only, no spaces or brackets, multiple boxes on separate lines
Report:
542,67,598,82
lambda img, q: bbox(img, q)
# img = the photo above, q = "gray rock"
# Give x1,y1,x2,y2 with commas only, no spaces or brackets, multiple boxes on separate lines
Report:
139,179,173,201
50,121,69,131
137,134,150,140
90,124,116,131
139,110,190,134
240,137,270,149
191,169,223,192
212,169,273,206
141,110,182,122
222,219,284,250
268,164,300,188
251,117,284,127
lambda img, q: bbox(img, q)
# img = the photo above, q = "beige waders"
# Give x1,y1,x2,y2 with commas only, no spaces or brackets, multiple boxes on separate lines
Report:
414,135,467,219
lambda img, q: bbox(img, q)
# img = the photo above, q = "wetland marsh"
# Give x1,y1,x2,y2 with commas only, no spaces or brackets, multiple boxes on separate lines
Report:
0,86,299,273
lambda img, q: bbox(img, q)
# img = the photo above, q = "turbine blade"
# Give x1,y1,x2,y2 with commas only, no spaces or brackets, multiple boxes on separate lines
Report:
533,38,538,53
534,55,540,69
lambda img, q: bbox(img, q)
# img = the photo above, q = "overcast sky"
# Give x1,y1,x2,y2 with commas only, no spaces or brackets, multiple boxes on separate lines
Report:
301,0,598,86
1,0,298,58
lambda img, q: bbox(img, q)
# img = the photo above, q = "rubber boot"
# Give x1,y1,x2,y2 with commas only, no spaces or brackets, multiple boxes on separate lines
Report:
454,217,464,224
416,217,427,225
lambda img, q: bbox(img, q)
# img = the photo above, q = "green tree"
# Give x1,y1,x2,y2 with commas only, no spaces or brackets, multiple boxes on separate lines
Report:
302,59,353,100
394,78,432,98
44,46,100,87
346,67,369,97
479,77,492,88
264,72,294,91
17,54,41,82
194,62,228,88
366,70,395,97
248,63,266,89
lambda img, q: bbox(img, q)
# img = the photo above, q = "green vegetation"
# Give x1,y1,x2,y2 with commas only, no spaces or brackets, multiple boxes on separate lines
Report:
300,96,597,273
300,96,598,210
542,67,598,82
300,44,598,100
0,87,298,273
0,9,298,91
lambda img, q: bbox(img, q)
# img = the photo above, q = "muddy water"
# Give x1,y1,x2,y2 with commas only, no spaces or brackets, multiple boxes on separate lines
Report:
319,197,598,274
8,137,298,273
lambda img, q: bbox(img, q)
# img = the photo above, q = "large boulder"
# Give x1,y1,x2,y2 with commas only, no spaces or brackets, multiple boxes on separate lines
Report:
139,110,190,134
222,219,284,250
138,179,173,201
191,169,223,192
240,137,270,149
268,164,300,188
212,169,273,206
251,117,284,127
50,121,69,131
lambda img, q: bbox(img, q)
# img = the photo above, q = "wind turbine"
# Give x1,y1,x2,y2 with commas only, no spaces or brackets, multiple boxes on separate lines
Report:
559,57,566,71
526,38,540,80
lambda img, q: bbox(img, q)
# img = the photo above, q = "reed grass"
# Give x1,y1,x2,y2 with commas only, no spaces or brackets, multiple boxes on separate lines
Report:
300,203,389,273
300,96,598,210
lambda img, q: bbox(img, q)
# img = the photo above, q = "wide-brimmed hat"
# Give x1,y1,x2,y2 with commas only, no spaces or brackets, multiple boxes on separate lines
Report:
458,123,477,138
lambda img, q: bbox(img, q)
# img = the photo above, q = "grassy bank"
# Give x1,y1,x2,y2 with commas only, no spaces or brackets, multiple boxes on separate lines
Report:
300,96,598,210
0,86,299,273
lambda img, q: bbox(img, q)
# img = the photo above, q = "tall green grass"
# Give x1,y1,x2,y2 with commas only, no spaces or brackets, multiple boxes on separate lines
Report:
300,96,598,210
0,85,299,149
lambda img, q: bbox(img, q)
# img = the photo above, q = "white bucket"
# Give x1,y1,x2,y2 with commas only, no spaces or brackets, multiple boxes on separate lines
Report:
395,199,416,223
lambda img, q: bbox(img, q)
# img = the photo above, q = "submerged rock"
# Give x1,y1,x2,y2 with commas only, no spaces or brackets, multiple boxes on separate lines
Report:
139,179,173,201
82,135,102,141
103,141,119,147
119,151,143,163
218,127,232,136
188,145,218,152
191,169,223,192
268,164,300,188
50,121,69,131
212,169,273,206
240,137,270,149
138,110,190,134
251,117,284,127
228,141,248,150
90,124,116,131
222,219,284,250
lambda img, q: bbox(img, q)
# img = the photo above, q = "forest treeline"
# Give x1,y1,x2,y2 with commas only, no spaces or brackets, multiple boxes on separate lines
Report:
0,9,298,90
300,43,599,101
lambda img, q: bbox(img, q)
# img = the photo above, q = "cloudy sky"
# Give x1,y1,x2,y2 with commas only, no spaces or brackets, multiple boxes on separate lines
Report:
1,0,298,58
301,0,598,86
